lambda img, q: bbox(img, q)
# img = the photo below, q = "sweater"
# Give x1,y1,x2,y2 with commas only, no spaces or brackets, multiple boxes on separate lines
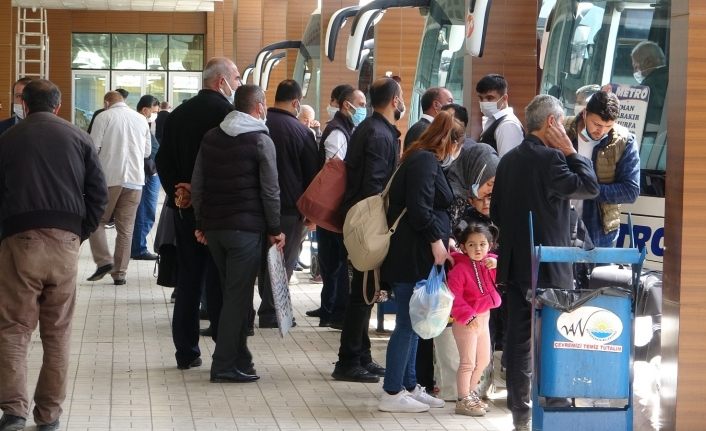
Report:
447,251,501,324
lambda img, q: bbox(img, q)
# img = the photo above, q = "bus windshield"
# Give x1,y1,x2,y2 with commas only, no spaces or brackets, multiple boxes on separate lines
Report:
540,0,670,198
410,0,465,122
294,12,322,117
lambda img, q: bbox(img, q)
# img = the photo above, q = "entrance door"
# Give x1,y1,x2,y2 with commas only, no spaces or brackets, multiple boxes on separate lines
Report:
72,71,110,131
112,71,168,109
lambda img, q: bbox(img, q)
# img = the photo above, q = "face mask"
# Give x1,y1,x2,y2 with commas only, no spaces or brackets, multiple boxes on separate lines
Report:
220,79,235,105
479,100,500,117
13,103,25,119
633,71,644,84
471,164,487,199
327,106,338,120
148,112,158,123
580,127,607,144
394,98,406,121
441,151,459,168
351,106,367,126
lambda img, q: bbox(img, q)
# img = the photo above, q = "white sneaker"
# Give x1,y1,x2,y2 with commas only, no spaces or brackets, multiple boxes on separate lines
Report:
378,390,430,413
409,384,445,408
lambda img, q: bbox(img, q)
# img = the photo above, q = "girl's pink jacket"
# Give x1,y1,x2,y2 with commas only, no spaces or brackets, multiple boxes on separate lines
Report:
447,251,502,324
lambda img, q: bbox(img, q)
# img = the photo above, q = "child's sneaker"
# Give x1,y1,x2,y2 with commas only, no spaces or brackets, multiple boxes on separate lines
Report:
455,395,486,416
472,390,491,411
409,384,445,408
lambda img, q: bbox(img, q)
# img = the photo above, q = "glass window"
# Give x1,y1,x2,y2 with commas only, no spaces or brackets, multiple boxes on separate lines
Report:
112,34,147,70
72,33,111,69
148,34,168,71
169,35,204,71
72,71,109,130
170,72,201,107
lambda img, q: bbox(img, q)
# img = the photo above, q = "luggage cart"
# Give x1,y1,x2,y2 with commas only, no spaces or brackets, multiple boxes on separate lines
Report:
529,213,646,431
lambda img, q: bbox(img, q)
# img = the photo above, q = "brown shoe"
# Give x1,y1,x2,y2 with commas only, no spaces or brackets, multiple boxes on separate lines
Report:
455,395,486,416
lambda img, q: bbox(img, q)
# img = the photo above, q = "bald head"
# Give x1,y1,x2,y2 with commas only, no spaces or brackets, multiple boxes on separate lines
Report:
104,91,124,108
298,104,316,126
203,57,240,94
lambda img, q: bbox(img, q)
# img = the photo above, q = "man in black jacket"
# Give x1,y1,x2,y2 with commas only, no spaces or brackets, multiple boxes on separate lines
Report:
0,77,32,136
490,94,599,431
403,87,454,150
332,77,404,383
191,84,285,384
155,57,240,370
0,79,108,431
256,79,319,328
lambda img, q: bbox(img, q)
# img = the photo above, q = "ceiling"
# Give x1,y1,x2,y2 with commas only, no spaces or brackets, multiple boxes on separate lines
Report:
11,0,222,12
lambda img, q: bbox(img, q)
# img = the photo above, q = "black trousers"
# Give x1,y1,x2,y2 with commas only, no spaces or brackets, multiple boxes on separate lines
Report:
171,209,220,366
415,338,435,392
506,283,532,426
336,267,376,368
316,226,348,321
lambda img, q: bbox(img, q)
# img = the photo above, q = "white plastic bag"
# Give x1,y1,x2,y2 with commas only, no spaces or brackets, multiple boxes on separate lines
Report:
410,266,454,339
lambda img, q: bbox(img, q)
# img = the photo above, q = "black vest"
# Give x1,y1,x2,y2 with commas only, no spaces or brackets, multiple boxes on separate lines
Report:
478,115,507,152
318,111,354,168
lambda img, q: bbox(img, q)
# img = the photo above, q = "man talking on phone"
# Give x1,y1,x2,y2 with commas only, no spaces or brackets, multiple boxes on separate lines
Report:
490,95,599,431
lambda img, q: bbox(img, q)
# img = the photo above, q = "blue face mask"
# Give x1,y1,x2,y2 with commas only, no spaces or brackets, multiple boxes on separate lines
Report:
351,107,367,126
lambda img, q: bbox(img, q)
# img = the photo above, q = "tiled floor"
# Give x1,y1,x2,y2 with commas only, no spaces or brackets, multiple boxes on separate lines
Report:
19,223,514,431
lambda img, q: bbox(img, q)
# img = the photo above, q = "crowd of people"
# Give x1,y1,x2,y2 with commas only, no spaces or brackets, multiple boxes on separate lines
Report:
0,52,643,431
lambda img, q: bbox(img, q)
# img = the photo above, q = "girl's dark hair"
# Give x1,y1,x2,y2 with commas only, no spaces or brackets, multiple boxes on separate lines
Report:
453,220,499,247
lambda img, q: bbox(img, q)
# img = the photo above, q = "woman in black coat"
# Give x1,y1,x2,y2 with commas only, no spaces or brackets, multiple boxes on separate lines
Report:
378,111,465,413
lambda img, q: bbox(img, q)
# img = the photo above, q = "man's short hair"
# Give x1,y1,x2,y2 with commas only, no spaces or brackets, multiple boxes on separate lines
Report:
234,84,265,114
203,57,236,84
137,95,159,112
22,79,61,113
330,84,351,103
299,104,315,120
13,77,33,94
440,103,469,127
274,79,303,103
420,87,443,112
115,88,129,100
159,101,170,110
586,90,620,122
369,77,400,110
525,94,564,133
335,84,356,108
104,91,123,105
476,74,508,95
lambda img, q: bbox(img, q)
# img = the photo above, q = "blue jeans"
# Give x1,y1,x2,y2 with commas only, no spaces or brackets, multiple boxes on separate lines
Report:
382,281,418,393
316,226,348,321
131,174,160,257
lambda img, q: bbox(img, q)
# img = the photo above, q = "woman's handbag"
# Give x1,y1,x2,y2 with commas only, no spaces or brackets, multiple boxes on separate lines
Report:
296,157,347,233
410,266,455,339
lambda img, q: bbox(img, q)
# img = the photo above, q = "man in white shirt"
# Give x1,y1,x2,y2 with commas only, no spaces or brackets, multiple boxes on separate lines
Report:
87,91,152,285
403,87,454,150
476,74,524,157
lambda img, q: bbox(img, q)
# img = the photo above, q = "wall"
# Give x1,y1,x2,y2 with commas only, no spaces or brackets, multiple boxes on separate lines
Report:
0,0,12,114
45,9,206,122
469,0,538,139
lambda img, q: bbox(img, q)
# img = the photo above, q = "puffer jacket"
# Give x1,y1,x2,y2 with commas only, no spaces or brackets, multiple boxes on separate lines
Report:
447,251,501,324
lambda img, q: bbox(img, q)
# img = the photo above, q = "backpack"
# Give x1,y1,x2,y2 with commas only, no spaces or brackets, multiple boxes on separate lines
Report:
343,165,407,272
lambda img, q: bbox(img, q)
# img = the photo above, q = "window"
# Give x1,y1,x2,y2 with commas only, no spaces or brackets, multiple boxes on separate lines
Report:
169,35,204,71
72,33,111,69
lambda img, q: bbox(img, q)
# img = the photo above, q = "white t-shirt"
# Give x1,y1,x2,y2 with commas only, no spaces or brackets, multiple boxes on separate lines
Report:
482,107,524,157
324,129,348,160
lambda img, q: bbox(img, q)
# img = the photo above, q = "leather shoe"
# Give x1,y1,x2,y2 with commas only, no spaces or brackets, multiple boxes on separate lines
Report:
305,308,322,317
210,369,260,383
364,361,386,377
331,365,379,383
199,326,213,337
247,327,255,336
87,264,113,281
319,319,344,330
113,279,126,285
0,413,26,431
177,357,202,370
132,252,158,260
37,420,60,431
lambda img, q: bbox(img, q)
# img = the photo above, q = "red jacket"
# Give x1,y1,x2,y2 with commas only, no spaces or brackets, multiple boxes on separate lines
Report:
447,251,501,324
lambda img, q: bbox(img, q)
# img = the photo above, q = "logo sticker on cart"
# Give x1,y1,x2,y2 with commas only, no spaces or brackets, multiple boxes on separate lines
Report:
554,306,624,353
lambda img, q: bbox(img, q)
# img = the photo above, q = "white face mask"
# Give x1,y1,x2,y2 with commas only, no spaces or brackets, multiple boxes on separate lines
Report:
220,79,235,105
580,127,607,144
327,105,338,120
13,103,25,119
633,71,644,84
479,100,501,118
148,112,158,123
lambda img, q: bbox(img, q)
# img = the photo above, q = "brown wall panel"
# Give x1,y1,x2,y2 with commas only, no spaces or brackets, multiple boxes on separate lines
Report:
286,0,316,78
1,1,14,112
469,0,537,139
374,8,425,142
235,0,263,74
261,0,288,106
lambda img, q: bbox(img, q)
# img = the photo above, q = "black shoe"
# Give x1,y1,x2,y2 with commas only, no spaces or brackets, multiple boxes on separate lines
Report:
319,319,344,330
199,308,209,320
177,357,202,370
132,252,158,260
170,290,177,303
239,363,257,375
113,279,126,285
0,414,26,431
210,369,260,383
199,326,213,337
87,264,113,281
305,308,322,317
37,420,60,431
363,361,386,377
247,327,255,336
331,365,380,383
105,222,115,229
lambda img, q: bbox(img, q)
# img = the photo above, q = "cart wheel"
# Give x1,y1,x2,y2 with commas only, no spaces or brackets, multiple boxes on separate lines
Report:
310,253,320,278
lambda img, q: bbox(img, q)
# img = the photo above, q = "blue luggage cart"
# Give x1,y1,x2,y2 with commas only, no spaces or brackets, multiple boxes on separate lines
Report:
529,213,646,431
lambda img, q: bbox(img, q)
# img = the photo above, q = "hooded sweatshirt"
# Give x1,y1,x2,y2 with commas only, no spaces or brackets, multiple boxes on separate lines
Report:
191,111,281,235
447,251,501,324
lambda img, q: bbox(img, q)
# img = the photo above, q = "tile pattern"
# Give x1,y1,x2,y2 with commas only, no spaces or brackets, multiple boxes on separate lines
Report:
20,222,513,431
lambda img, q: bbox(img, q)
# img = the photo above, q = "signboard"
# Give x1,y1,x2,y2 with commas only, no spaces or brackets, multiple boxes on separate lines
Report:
609,83,650,146
267,245,294,337
554,306,624,353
